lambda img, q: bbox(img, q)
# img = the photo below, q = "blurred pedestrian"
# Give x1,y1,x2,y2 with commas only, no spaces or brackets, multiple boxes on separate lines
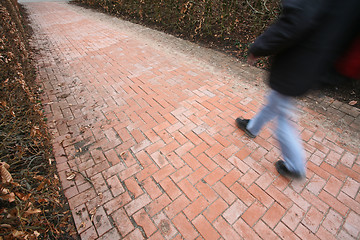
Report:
236,0,360,179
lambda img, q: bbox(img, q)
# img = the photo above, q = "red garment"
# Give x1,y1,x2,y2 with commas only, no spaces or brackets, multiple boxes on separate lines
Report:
336,36,360,80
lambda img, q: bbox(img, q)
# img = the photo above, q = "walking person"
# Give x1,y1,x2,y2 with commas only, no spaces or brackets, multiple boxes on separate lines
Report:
236,0,360,179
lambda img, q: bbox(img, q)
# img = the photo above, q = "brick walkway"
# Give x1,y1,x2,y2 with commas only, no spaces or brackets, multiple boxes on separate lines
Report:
24,2,360,240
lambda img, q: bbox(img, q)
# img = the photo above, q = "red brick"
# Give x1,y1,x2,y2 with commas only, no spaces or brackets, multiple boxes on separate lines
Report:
152,211,178,239
197,153,218,171
315,226,337,240
93,206,113,236
213,133,231,147
184,131,203,145
253,220,279,240
343,211,360,238
102,163,126,179
184,196,208,220
301,189,329,214
170,165,192,183
213,216,241,239
322,209,343,235
192,215,220,240
205,142,224,158
182,152,201,170
320,162,346,181
68,188,97,209
282,204,306,231
188,166,209,185
336,164,360,182
255,171,273,190
172,130,188,145
236,146,253,160
152,164,175,182
248,183,274,207
160,177,181,200
133,208,157,237
123,229,144,240
72,204,92,234
233,218,262,240
147,193,171,216
97,228,121,240
198,132,217,146
160,140,180,155
295,224,320,240
195,181,217,203
337,192,360,215
174,141,194,157
222,199,247,224
165,194,190,219
242,201,267,227
124,177,144,198
221,168,242,187
80,226,98,240
203,167,226,186
213,181,237,204
85,160,110,177
266,184,293,209
302,206,325,233
203,197,228,222
107,175,125,196
230,182,255,206
220,144,240,159
323,175,343,197
166,151,184,169
178,178,200,201
119,163,142,181
90,148,107,164
112,208,134,237
341,177,360,199
318,190,349,216
136,164,159,182
172,213,198,240
125,194,151,216
274,221,301,240
306,174,327,195
262,202,286,229
104,192,132,214
340,152,356,167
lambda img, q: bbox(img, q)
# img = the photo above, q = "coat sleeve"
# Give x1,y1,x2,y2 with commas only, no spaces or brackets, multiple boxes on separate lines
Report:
249,0,322,57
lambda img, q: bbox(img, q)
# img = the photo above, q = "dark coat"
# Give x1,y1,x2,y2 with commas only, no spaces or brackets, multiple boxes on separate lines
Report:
249,0,360,96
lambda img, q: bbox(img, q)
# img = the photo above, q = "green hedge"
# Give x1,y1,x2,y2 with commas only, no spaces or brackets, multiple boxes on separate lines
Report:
73,0,280,59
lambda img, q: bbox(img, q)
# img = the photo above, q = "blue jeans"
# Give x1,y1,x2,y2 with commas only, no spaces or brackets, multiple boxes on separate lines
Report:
247,90,306,176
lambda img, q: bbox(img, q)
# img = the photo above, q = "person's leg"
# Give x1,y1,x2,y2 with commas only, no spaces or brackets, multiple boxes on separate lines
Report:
274,95,306,176
246,90,279,136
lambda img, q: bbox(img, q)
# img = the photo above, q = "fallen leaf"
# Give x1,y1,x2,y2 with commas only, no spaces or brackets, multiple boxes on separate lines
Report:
89,208,96,222
349,100,357,106
24,208,41,216
34,231,40,237
15,192,31,201
66,172,76,180
0,192,15,202
36,181,46,191
79,222,86,229
33,175,44,181
120,151,127,160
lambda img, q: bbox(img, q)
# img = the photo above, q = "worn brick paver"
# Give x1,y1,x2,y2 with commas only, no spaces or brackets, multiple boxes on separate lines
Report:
24,2,360,239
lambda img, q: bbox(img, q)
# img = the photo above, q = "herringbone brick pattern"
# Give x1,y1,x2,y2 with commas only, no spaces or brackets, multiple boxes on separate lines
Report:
25,2,360,239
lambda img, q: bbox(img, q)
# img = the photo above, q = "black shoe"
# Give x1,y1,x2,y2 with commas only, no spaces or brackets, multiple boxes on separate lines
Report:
275,160,304,179
235,118,256,138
